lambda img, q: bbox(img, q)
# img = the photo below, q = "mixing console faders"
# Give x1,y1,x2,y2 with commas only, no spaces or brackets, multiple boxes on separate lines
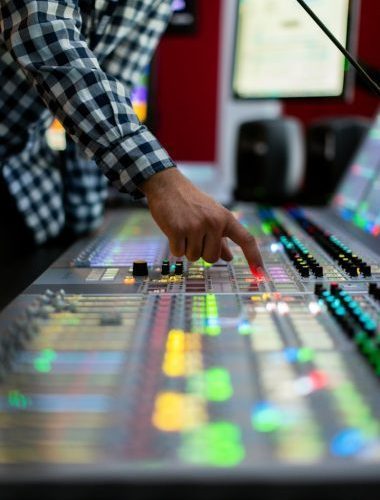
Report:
32,207,377,297
1,287,380,467
0,205,380,489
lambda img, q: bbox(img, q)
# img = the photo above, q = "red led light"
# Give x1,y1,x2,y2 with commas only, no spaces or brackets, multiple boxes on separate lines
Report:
309,370,328,390
249,265,266,281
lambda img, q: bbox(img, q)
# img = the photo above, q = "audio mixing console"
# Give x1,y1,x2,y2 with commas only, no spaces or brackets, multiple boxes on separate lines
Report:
0,113,379,496
0,204,380,496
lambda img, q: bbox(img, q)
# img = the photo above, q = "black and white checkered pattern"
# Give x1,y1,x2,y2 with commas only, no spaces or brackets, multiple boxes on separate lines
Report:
0,0,174,243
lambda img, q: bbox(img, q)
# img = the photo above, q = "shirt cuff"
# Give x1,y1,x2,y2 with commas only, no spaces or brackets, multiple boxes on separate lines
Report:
95,127,177,199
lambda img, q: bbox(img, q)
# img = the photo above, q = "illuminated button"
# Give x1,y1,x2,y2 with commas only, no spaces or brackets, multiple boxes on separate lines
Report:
123,277,136,285
251,402,282,433
331,428,367,457
132,260,148,276
180,422,245,466
152,392,184,432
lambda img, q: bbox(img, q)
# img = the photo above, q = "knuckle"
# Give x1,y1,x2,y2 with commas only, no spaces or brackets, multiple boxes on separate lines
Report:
208,219,220,232
170,244,184,257
172,227,186,239
205,212,224,231
203,252,220,264
187,252,200,263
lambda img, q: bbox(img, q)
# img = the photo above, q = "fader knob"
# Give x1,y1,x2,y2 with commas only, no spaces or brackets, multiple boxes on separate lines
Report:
161,259,170,275
314,283,324,296
369,283,378,295
314,266,324,278
132,260,149,277
175,261,184,275
361,264,372,277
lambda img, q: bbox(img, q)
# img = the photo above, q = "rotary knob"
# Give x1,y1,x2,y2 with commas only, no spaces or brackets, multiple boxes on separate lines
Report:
132,260,149,277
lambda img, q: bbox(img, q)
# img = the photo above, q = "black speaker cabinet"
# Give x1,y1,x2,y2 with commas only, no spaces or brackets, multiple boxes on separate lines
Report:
234,118,304,204
302,116,371,204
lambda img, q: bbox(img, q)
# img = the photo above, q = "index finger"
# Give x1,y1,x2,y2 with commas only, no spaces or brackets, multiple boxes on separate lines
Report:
225,214,264,272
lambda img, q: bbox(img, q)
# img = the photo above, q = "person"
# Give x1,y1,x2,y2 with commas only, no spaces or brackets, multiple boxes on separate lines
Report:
0,0,263,269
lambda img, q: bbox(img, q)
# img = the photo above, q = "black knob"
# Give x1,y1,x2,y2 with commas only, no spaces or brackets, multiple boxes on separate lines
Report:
369,283,377,295
299,266,310,278
161,259,170,275
361,264,372,277
314,283,324,296
175,261,184,275
132,260,149,277
347,265,358,278
313,266,323,278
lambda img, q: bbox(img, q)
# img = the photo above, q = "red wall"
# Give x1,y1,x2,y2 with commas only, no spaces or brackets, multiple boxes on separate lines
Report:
155,0,221,162
155,0,379,162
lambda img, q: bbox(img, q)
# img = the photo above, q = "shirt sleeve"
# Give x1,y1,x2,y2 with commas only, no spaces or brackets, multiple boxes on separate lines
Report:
0,0,176,198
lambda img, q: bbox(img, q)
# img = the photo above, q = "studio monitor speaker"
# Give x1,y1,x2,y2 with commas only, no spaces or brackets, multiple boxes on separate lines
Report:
302,116,370,204
234,117,304,204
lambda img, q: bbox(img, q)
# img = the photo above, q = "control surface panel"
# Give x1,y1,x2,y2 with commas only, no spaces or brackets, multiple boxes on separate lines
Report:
0,206,380,488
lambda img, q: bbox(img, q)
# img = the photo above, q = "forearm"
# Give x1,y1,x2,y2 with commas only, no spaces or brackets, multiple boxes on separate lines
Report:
0,0,175,197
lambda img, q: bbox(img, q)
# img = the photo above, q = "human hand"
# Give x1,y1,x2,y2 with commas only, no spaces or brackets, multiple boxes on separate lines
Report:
141,168,263,269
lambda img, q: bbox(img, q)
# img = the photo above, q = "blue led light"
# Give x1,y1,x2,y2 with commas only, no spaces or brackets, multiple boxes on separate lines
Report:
331,428,366,457
284,347,298,363
206,318,219,326
335,307,346,317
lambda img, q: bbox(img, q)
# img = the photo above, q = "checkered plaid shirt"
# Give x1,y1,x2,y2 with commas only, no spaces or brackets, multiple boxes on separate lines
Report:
0,0,175,243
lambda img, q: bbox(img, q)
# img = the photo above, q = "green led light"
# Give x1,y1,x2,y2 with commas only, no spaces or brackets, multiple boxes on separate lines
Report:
252,405,282,433
355,331,367,346
64,317,80,326
206,297,217,303
34,349,57,373
8,390,29,409
297,347,315,363
42,349,57,362
238,322,252,335
206,305,218,312
34,359,52,373
205,368,233,402
205,325,221,336
261,222,272,235
353,213,367,229
362,339,376,357
180,422,245,467
200,260,213,268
